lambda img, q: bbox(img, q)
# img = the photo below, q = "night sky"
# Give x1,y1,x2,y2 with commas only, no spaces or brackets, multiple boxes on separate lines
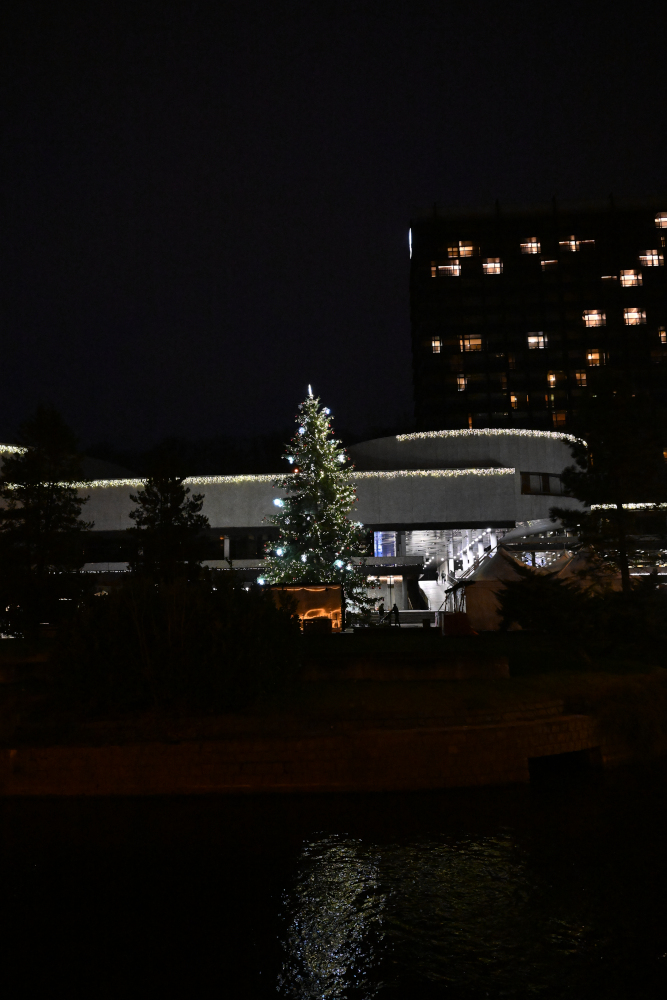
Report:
2,1,666,450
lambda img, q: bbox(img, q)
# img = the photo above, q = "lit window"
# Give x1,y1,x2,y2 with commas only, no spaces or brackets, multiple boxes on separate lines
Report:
547,371,557,387
508,353,516,370
587,350,601,366
527,333,547,349
441,262,461,277
583,309,605,328
639,251,664,267
458,241,478,257
431,261,461,277
624,308,646,325
541,259,558,271
447,246,458,257
655,213,667,229
510,394,518,409
660,327,667,345
521,238,540,254
552,412,567,427
575,371,587,386
559,236,581,252
620,270,642,287
601,275,617,282
457,375,466,391
460,335,483,352
431,337,441,354
482,257,502,274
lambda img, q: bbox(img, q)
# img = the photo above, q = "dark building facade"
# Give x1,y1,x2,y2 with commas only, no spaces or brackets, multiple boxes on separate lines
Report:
410,200,667,430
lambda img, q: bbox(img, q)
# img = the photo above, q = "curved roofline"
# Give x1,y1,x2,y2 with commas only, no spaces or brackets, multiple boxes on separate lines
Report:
5,467,516,489
394,428,580,444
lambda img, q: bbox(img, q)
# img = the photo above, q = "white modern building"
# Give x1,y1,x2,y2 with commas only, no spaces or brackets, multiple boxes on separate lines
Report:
8,428,580,610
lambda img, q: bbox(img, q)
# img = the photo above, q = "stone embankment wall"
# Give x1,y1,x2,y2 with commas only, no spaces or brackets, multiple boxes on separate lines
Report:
0,712,615,796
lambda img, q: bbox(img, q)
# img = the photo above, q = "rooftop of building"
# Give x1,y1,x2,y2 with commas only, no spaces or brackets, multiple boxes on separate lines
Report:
410,196,667,223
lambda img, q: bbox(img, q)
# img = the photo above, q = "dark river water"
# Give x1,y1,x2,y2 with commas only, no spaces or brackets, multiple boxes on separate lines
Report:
1,763,666,998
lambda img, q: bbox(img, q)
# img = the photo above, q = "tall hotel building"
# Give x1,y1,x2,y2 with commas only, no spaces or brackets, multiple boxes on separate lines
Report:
409,200,667,430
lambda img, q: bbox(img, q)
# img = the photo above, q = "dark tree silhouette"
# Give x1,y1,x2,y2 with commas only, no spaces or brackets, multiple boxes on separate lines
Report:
0,405,92,580
552,392,667,593
128,446,209,582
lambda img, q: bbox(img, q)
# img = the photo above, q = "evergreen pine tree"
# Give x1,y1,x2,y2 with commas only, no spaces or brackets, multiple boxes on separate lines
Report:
0,405,92,580
128,448,209,583
262,390,373,612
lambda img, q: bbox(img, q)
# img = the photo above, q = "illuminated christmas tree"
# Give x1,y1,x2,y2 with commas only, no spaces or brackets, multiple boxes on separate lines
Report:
262,389,373,613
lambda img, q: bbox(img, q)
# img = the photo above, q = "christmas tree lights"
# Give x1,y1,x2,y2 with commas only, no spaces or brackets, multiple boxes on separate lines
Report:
261,390,375,613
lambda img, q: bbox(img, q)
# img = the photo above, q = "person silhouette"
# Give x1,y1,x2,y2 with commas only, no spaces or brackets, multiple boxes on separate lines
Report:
392,603,400,626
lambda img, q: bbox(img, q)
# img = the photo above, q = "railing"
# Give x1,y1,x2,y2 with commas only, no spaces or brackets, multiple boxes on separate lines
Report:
367,610,437,626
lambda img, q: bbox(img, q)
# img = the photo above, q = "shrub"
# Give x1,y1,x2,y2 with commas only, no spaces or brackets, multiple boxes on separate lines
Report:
53,577,301,713
498,566,667,665
497,566,588,635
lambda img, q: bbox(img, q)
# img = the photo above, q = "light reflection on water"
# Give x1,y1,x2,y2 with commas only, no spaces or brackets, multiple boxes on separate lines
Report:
278,832,592,998
278,838,386,998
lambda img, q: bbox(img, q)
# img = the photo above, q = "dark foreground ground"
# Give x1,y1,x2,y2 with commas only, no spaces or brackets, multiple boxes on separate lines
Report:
1,630,666,753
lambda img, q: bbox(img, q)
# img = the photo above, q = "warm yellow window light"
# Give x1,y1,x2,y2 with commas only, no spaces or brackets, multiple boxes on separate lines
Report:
583,310,605,327
482,257,502,274
521,238,540,254
639,251,664,267
430,261,461,277
620,270,642,287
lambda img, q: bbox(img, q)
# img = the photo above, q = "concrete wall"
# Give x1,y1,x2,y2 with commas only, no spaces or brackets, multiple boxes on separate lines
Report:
81,469,581,533
349,430,577,474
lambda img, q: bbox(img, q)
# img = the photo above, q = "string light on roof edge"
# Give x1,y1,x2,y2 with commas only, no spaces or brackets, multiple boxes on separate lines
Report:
42,467,521,490
592,502,667,511
395,428,581,445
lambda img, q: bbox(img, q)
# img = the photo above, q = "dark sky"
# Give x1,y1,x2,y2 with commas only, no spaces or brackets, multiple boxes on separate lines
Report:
1,1,666,448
